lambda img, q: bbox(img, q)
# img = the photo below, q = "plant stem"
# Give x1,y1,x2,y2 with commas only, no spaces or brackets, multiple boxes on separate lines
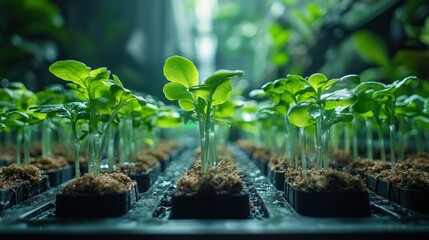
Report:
389,123,396,170
413,120,424,153
377,125,386,162
71,121,80,178
316,113,323,170
300,127,307,170
398,117,405,162
23,124,31,165
42,119,52,158
107,126,116,172
389,99,397,170
344,122,351,154
283,115,294,167
16,128,23,165
366,119,373,160
352,119,359,161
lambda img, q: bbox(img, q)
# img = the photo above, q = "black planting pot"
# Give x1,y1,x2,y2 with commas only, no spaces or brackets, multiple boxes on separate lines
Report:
253,158,268,175
0,177,49,211
329,162,346,171
127,165,161,193
364,174,429,215
56,182,138,218
43,166,73,187
284,182,370,217
171,191,250,219
267,167,285,191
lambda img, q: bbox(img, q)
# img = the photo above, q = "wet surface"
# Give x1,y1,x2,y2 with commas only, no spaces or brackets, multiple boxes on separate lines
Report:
0,144,428,238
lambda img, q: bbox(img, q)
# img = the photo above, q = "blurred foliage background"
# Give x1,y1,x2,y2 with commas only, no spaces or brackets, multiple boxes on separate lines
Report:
0,0,428,98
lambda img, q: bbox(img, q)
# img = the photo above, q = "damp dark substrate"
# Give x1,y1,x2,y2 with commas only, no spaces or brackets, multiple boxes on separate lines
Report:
0,141,428,240
152,175,269,220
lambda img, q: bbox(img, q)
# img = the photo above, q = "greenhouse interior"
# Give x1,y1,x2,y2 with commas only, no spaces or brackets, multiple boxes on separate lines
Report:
1,0,429,239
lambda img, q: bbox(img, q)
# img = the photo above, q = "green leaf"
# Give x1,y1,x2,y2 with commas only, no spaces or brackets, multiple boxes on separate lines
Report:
308,73,327,93
322,89,357,110
352,30,389,67
192,70,242,105
326,111,354,127
340,74,361,85
351,90,377,118
178,99,195,111
288,102,316,127
215,100,235,118
49,60,90,87
214,118,232,127
248,89,266,98
163,56,199,88
156,112,182,128
163,82,193,101
112,74,123,87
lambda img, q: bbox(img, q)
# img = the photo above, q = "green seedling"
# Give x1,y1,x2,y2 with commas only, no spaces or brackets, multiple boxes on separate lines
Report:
49,60,146,175
288,73,359,169
163,55,243,173
371,76,418,169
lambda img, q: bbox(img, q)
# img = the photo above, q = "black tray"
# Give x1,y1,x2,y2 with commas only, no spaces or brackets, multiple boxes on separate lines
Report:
127,165,161,193
365,174,429,214
56,182,138,218
0,178,49,211
171,191,250,219
284,182,370,217
267,168,285,191
44,166,73,187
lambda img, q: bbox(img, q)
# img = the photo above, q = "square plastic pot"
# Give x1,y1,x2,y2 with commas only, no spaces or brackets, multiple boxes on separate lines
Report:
284,182,370,217
267,168,285,191
365,174,429,215
171,191,250,219
0,177,49,211
44,166,73,187
127,165,161,193
56,182,138,218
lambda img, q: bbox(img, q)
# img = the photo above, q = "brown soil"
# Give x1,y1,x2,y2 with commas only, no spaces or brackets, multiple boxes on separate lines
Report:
330,149,353,166
236,140,257,156
175,157,244,196
31,157,69,172
375,168,429,190
285,168,366,192
269,155,288,171
345,159,408,175
0,164,43,188
406,153,429,172
117,158,160,174
61,173,134,196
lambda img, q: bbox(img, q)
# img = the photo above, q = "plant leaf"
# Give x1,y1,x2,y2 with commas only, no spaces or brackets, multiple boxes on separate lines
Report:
49,60,90,87
288,102,316,127
322,89,357,110
308,73,328,93
163,56,199,88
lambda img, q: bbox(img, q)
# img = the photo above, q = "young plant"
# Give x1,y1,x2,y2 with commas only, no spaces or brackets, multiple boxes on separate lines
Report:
352,82,387,161
371,76,417,169
163,55,243,173
31,102,88,177
1,82,45,165
49,60,146,175
288,73,359,169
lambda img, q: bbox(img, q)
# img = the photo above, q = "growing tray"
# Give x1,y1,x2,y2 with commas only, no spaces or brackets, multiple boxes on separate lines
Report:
43,166,73,187
171,191,250,219
284,182,370,217
55,182,138,218
365,174,429,214
127,165,161,193
1,146,429,240
267,167,285,191
0,177,49,211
